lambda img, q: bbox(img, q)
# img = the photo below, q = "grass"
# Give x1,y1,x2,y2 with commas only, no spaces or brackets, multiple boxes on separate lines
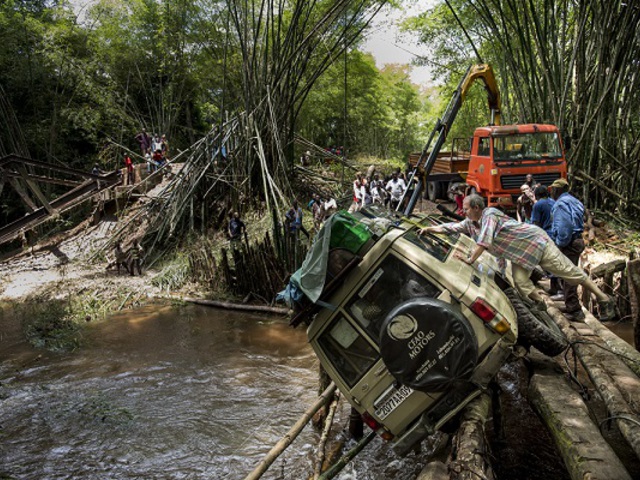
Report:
12,287,139,352
151,251,192,292
16,297,83,352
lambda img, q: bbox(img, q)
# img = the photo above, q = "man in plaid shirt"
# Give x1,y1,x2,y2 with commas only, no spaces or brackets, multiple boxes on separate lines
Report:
418,194,615,321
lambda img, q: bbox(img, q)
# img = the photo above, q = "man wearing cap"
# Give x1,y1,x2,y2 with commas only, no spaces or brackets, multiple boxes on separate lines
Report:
549,178,594,320
418,194,616,321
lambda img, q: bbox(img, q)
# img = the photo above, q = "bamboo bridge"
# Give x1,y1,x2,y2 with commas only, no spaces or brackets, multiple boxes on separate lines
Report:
0,154,165,246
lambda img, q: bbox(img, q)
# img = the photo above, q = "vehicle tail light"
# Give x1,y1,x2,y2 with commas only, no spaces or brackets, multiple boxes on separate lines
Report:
362,412,394,441
471,298,511,334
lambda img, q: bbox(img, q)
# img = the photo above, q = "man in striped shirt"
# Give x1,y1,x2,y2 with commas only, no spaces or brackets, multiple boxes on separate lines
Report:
418,194,615,321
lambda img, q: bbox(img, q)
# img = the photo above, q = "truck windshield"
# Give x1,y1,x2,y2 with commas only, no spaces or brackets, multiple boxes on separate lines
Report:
493,132,562,161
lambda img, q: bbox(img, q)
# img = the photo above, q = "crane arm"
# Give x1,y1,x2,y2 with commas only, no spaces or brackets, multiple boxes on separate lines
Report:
460,64,501,126
403,64,501,215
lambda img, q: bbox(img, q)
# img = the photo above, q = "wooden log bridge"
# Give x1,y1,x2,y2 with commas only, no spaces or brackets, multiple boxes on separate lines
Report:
525,302,640,480
0,154,121,245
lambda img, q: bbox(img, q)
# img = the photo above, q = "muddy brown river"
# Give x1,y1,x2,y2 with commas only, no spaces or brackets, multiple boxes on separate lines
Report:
0,304,438,479
1,302,637,479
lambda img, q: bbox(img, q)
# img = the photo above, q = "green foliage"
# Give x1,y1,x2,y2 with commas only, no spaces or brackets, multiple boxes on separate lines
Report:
299,50,427,160
16,297,83,352
151,251,192,292
403,0,640,215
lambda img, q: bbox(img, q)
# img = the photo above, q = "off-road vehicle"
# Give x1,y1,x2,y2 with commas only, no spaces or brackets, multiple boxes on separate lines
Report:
283,205,566,455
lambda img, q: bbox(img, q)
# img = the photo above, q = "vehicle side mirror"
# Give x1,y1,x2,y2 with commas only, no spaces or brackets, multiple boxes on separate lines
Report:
563,135,572,151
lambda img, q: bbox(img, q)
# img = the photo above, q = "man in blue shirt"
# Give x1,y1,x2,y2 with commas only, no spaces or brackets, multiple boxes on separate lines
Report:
550,178,615,321
531,185,555,234
531,185,559,295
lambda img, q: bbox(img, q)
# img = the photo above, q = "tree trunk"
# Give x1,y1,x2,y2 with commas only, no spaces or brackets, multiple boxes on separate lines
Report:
548,304,640,458
529,372,632,480
449,393,495,480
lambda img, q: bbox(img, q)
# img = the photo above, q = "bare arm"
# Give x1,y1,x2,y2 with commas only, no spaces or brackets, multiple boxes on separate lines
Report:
455,244,486,265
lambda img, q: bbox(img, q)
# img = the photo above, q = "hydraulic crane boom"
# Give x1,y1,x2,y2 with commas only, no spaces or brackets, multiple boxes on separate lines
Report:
403,64,501,215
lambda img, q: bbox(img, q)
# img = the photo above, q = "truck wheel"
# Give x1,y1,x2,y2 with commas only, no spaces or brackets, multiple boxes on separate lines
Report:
379,297,478,393
504,288,568,357
427,181,444,201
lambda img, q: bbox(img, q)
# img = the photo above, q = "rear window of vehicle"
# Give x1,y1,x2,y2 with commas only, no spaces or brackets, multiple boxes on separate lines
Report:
403,229,457,262
317,315,379,388
346,254,441,341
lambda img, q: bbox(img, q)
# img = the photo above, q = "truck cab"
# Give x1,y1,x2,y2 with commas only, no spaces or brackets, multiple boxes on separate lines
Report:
466,124,567,210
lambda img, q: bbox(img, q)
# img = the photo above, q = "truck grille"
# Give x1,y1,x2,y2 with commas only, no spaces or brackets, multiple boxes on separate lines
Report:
500,172,562,190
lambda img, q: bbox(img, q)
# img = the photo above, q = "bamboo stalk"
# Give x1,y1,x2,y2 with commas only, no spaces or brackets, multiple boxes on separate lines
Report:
180,297,288,315
243,382,337,480
313,393,340,480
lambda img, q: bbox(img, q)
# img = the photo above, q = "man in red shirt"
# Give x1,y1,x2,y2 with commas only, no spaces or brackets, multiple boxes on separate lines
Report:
125,156,134,185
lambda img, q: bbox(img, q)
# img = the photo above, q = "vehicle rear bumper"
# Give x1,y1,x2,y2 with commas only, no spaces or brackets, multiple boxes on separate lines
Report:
391,383,480,456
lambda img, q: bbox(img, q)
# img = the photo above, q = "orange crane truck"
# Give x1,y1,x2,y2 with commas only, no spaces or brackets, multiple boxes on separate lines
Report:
404,64,567,214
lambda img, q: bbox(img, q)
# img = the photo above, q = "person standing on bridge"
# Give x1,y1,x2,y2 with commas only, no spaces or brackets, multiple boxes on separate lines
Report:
135,129,151,156
124,155,134,185
418,194,616,321
549,178,596,322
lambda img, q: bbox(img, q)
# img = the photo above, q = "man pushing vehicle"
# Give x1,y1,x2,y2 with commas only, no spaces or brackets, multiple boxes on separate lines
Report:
418,194,616,321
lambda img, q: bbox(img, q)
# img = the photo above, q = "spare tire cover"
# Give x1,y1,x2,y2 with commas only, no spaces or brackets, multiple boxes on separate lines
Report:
379,297,478,393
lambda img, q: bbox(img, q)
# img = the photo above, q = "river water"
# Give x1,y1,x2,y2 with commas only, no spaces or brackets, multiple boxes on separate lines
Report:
0,304,432,480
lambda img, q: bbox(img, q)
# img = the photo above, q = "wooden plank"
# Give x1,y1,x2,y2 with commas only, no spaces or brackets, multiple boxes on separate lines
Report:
7,177,37,211
16,163,55,215
529,372,632,480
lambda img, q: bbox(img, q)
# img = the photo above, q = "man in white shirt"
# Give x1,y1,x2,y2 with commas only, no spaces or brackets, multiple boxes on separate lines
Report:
386,171,406,210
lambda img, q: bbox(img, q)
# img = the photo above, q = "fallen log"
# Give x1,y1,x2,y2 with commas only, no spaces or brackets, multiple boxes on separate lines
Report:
244,382,337,480
590,258,627,279
547,304,640,459
529,371,632,480
181,296,289,315
449,393,494,480
583,315,640,377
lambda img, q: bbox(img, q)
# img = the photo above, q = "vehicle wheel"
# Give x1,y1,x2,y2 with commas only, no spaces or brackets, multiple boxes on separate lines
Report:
427,181,444,201
504,288,568,357
379,297,478,393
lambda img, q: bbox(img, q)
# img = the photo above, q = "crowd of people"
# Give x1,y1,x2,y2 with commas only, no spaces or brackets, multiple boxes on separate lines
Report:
134,129,170,175
349,167,415,213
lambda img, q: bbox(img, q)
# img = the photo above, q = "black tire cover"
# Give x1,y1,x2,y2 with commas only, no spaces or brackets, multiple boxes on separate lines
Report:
379,297,478,393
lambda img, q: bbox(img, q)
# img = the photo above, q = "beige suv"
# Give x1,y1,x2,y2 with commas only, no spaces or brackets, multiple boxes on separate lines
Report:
289,206,563,455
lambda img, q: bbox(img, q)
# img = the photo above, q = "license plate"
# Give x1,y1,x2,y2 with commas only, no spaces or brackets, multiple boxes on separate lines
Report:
374,384,414,420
